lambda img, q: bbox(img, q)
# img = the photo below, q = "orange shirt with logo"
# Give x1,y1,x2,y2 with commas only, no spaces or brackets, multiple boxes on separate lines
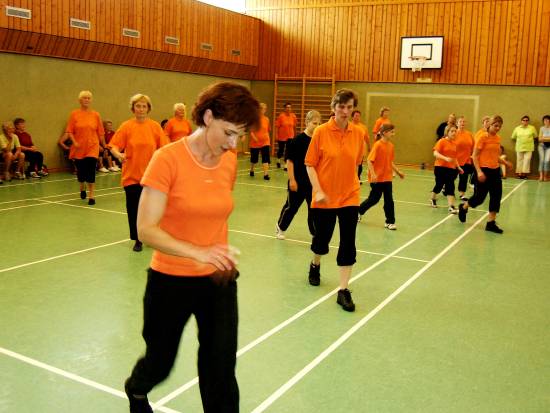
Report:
276,112,297,141
66,109,104,159
250,115,271,148
433,138,457,169
164,117,192,142
475,132,501,169
368,139,395,182
141,138,237,276
454,130,474,166
372,117,391,135
110,118,169,187
305,118,364,208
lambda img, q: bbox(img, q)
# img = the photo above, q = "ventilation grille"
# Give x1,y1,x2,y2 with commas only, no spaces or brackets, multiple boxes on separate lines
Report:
70,18,91,30
6,6,31,19
165,36,179,46
200,43,213,51
231,49,241,56
122,28,140,38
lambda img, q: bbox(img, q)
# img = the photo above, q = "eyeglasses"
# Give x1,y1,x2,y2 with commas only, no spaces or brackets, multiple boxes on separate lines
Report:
521,119,529,122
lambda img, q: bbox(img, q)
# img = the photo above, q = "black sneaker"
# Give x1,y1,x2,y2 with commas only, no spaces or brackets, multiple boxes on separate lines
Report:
249,170,254,177
133,241,143,252
337,289,355,312
485,221,504,234
276,162,281,168
308,262,320,286
125,379,153,413
80,190,86,199
430,198,437,208
460,195,468,201
458,203,467,223
88,198,96,205
264,175,270,180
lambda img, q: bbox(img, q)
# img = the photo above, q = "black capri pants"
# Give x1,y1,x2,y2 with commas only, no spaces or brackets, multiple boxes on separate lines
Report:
124,184,143,241
250,146,270,164
432,166,458,196
277,140,288,159
74,157,97,183
467,167,502,213
311,206,358,266
458,163,475,192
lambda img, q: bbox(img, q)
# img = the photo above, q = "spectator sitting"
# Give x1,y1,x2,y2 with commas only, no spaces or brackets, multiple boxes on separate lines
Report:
1,121,26,181
98,120,120,172
13,117,48,178
58,132,76,174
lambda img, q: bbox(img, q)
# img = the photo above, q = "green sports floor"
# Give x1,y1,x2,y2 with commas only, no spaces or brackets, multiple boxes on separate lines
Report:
0,157,548,413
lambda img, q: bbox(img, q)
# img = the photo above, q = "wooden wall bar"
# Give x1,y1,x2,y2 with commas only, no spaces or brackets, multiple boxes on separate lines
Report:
0,0,260,78
246,0,550,86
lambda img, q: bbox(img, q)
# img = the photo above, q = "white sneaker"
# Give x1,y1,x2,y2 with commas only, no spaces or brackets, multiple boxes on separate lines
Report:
29,172,40,178
448,206,458,214
275,224,286,240
15,172,25,180
108,166,117,172
384,223,397,230
98,167,109,173
111,165,121,171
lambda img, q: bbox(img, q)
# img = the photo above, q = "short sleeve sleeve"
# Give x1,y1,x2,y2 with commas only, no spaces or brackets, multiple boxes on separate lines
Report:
97,113,105,136
367,142,379,162
109,122,129,150
141,148,173,194
66,112,76,134
304,131,320,167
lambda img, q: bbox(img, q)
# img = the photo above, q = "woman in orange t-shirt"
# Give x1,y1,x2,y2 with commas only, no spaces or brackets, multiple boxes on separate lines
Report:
65,90,105,205
163,102,192,142
458,115,513,233
275,102,297,168
123,82,260,413
248,102,271,180
109,94,168,252
455,116,475,200
429,124,463,213
372,106,391,135
305,89,364,312
358,123,405,228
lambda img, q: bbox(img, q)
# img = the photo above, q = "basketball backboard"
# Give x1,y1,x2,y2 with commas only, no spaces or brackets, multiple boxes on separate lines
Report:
400,36,444,70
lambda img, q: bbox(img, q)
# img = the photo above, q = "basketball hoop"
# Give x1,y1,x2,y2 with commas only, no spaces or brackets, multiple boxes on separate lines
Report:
409,56,427,72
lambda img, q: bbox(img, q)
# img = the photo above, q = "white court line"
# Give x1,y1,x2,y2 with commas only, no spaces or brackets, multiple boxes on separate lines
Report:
251,180,526,412
37,199,127,215
0,239,130,273
0,186,122,205
0,191,125,213
0,172,119,189
0,347,181,413
229,229,429,263
155,211,458,407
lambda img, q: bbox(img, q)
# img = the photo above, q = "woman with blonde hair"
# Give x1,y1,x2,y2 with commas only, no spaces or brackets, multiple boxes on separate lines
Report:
65,90,105,204
109,94,168,252
163,102,192,142
276,110,321,239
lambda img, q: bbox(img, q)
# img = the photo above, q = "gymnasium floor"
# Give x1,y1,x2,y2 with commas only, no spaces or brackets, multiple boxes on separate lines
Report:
0,157,548,413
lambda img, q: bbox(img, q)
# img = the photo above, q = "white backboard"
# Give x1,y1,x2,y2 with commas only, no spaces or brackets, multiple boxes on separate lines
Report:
400,36,444,69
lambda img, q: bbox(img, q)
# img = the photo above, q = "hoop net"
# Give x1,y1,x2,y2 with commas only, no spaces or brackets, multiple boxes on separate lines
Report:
409,56,427,72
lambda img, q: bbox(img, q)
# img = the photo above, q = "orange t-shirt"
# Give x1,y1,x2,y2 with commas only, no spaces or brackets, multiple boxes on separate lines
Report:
141,138,237,276
164,117,192,142
433,138,457,169
372,117,391,135
305,118,364,208
109,118,169,187
276,112,297,141
474,128,487,142
368,139,395,182
353,122,371,151
454,129,474,166
475,132,501,169
65,109,104,160
250,115,271,148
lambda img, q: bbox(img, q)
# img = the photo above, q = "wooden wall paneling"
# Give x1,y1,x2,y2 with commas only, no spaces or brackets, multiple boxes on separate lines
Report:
538,0,550,84
530,0,542,84
348,5,358,80
516,0,527,84
507,0,520,84
389,4,399,82
466,2,477,85
526,0,539,84
495,1,508,84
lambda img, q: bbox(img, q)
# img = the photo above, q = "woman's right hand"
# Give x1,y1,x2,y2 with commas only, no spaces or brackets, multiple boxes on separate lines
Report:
477,171,486,182
314,190,328,204
196,244,239,272
118,154,126,163
289,179,298,192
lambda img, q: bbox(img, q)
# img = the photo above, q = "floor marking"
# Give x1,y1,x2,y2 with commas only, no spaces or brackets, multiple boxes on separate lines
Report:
229,229,429,263
0,347,181,413
0,239,130,274
37,198,127,215
250,180,526,412
154,212,459,408
0,186,122,205
0,173,119,189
